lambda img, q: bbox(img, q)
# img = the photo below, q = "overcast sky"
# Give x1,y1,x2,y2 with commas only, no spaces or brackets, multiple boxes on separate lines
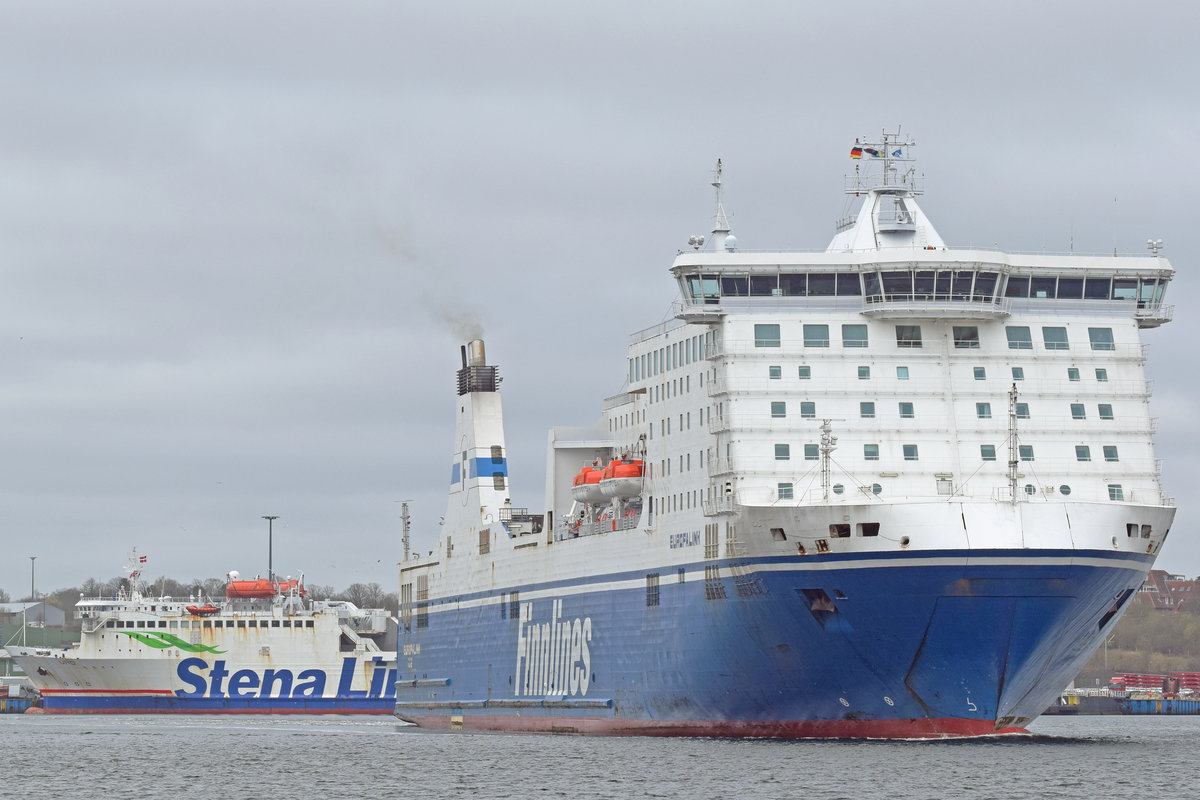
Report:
1,1,1197,597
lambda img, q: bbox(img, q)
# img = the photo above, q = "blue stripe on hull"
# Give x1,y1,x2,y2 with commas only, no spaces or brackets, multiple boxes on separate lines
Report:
394,550,1151,737
40,696,393,714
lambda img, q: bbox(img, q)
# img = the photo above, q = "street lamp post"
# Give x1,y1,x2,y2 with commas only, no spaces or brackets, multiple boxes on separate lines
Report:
26,556,36,647
262,516,279,581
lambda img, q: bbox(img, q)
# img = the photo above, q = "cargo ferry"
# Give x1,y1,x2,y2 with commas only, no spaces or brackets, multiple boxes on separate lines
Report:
7,550,398,713
394,132,1175,737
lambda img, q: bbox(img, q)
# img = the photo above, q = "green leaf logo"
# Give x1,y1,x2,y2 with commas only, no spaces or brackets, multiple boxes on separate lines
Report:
122,630,226,654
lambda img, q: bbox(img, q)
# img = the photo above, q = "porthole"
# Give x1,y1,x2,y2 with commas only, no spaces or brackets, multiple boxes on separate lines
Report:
1060,484,1071,495
871,483,882,495
1024,484,1036,496
833,483,844,495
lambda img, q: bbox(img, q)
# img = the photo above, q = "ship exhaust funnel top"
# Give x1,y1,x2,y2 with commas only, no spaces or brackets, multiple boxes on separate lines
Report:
457,338,499,395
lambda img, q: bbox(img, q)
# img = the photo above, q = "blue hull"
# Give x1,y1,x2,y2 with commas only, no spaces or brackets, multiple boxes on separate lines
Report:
395,549,1152,737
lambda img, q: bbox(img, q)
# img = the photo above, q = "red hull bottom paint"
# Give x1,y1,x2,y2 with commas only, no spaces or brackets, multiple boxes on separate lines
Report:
398,714,1031,739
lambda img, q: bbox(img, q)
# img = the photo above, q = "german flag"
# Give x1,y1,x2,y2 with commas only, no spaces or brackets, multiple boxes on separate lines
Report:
850,145,863,159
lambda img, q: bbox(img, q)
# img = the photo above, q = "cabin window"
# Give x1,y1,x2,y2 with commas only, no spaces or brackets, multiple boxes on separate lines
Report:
864,444,880,461
804,444,819,461
953,326,980,348
800,402,816,418
895,325,922,348
1104,446,1120,462
898,402,914,419
1071,404,1086,420
896,366,909,380
777,483,793,500
974,367,986,380
903,444,919,461
858,366,871,379
798,365,811,379
1089,327,1115,351
1068,367,1080,381
1076,446,1091,462
803,324,830,347
1016,403,1030,419
1006,326,1033,350
1099,404,1114,420
754,324,781,348
1042,326,1069,350
1096,368,1108,381
1019,445,1035,461
976,403,991,419
858,522,880,537
981,445,996,461
1012,367,1024,380
768,365,781,379
842,324,868,348
771,401,786,418
774,444,790,461
1108,484,1124,501
860,402,875,419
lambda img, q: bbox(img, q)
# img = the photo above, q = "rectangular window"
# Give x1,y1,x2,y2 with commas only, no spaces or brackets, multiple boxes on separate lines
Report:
1016,403,1030,419
1006,326,1033,350
803,324,829,347
1071,403,1086,420
1103,445,1119,462
857,366,871,379
860,401,875,418
774,444,790,461
800,401,816,419
898,402,914,419
896,366,909,380
973,367,986,380
771,401,786,418
1088,327,1115,351
804,444,819,461
842,324,868,348
777,482,794,500
754,324,781,348
1068,367,1080,381
798,366,811,379
1108,484,1124,501
903,444,919,461
768,365,782,379
895,325,923,348
1096,368,1108,382
646,574,660,608
1098,403,1114,420
1076,445,1091,462
953,326,980,349
1019,444,1034,461
1012,367,1024,380
976,402,991,419
980,444,996,461
864,444,880,461
1042,326,1069,350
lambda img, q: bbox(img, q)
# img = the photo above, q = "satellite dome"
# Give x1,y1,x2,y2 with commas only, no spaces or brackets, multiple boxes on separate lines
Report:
227,570,240,581
723,234,738,252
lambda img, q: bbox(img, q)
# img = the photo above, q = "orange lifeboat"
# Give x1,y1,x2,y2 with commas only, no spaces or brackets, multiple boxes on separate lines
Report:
225,579,305,599
599,458,644,499
569,465,606,504
185,604,220,616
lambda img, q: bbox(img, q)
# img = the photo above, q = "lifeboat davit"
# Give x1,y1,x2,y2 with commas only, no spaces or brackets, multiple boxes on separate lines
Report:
225,579,304,599
185,605,220,616
599,458,644,499
569,466,607,504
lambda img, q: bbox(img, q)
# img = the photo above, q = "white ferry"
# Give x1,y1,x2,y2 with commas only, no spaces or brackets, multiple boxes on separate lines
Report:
7,550,398,713
391,131,1175,737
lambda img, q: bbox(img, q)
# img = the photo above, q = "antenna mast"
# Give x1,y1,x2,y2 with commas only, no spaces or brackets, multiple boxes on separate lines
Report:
400,501,411,561
819,420,838,500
